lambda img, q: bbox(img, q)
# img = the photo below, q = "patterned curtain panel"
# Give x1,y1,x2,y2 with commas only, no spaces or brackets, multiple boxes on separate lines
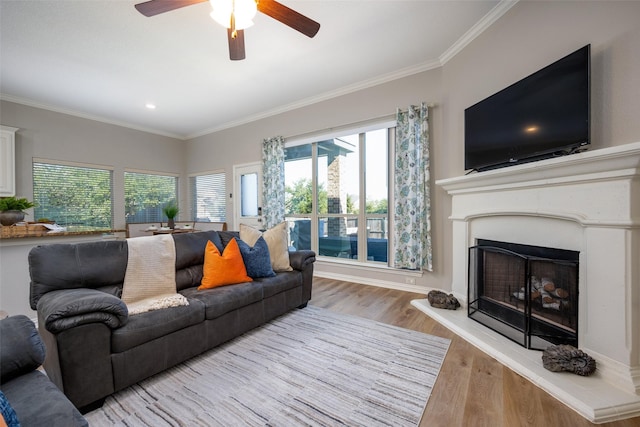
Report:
262,136,286,229
393,103,433,271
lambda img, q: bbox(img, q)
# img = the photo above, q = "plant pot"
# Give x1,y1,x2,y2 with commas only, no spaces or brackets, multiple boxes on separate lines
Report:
0,210,26,226
167,218,175,230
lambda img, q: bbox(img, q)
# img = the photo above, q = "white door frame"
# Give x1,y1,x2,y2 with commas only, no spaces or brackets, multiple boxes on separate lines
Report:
232,162,262,230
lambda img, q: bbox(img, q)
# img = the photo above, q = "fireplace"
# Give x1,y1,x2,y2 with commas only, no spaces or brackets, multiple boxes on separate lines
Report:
412,142,640,423
468,239,579,350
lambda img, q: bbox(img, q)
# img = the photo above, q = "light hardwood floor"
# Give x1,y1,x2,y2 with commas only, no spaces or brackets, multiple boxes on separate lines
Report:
309,277,640,427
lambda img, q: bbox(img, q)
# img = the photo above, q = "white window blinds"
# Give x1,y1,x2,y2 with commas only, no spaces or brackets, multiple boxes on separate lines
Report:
190,172,226,222
33,161,113,228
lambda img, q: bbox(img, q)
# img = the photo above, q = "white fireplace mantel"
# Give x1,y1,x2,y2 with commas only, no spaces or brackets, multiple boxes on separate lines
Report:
414,142,640,423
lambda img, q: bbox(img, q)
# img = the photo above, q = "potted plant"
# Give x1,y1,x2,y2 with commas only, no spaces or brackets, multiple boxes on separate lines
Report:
0,196,36,226
162,202,179,230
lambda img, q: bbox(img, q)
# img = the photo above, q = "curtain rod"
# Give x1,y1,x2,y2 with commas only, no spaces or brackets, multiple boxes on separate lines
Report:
397,103,437,114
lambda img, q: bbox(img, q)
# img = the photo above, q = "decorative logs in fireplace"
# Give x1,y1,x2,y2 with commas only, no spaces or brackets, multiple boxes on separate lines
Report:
512,276,570,311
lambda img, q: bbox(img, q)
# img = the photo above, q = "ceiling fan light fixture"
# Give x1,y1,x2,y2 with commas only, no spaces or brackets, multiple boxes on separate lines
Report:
210,0,257,30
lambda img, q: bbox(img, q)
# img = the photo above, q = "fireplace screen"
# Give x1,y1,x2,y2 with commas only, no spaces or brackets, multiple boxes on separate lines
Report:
468,239,578,350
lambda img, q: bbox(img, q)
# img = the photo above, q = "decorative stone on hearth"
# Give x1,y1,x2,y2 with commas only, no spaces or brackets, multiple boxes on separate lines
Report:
427,290,460,310
542,344,596,376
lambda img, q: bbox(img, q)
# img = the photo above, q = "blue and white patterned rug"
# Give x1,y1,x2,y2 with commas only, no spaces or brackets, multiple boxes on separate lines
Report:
85,305,450,426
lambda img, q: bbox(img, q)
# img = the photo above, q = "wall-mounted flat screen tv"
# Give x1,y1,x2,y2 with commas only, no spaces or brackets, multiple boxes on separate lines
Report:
465,44,590,172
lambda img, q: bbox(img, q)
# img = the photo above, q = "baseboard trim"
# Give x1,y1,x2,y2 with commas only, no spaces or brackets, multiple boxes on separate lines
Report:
313,270,430,294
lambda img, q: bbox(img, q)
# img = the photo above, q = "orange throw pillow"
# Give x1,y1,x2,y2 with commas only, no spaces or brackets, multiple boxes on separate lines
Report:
198,239,253,289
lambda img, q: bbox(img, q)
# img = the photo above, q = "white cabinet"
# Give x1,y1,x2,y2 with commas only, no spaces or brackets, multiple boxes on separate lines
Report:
0,126,18,197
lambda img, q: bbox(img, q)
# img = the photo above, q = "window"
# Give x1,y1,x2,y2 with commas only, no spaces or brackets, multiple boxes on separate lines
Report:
33,160,113,228
240,172,258,217
125,171,178,223
189,172,226,221
285,123,393,264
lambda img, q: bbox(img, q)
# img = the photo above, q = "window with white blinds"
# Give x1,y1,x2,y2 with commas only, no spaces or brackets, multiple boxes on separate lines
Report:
32,160,113,228
190,172,226,222
124,171,178,223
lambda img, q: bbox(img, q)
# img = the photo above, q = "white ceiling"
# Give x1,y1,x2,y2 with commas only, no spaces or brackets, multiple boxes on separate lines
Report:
0,0,510,139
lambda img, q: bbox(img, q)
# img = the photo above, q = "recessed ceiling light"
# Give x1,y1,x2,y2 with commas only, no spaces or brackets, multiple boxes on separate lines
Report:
145,103,157,110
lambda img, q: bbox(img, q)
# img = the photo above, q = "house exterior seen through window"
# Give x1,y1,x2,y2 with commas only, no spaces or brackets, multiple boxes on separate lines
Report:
285,125,392,264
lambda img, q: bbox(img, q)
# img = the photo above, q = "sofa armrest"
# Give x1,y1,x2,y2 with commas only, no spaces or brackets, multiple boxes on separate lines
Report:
37,288,128,334
288,250,316,271
0,315,46,384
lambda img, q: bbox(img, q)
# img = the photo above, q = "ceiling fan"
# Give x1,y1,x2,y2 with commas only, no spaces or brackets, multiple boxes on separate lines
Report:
134,0,320,60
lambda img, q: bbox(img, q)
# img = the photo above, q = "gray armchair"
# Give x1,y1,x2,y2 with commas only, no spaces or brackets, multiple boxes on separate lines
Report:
0,315,87,426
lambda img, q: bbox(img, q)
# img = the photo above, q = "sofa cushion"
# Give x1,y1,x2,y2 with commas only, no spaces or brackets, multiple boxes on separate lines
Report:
199,239,252,289
240,222,293,272
255,271,303,299
174,231,224,291
111,299,205,353
181,282,263,320
237,236,276,278
29,240,128,310
173,231,223,270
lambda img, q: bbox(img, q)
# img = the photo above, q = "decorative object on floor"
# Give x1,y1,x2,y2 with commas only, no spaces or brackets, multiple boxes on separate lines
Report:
542,344,596,376
0,196,36,226
427,290,460,310
85,305,450,427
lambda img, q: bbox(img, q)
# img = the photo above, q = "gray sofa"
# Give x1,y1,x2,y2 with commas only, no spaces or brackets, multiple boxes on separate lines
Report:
0,315,88,426
28,230,315,413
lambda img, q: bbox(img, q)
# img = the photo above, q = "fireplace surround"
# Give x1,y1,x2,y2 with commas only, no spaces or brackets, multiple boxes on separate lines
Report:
412,141,640,423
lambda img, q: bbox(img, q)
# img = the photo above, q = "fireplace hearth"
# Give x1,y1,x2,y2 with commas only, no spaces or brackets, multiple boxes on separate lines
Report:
468,239,578,350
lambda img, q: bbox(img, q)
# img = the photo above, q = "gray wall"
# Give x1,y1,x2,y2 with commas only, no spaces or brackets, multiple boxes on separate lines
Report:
1,1,639,316
0,103,186,317
0,101,186,230
187,1,640,291
440,0,640,178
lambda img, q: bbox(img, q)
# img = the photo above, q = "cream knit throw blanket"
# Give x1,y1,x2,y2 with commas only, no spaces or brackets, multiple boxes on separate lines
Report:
121,235,188,315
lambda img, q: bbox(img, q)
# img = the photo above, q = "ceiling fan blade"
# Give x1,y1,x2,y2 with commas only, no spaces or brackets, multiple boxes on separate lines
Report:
135,0,207,17
257,0,320,38
228,29,246,60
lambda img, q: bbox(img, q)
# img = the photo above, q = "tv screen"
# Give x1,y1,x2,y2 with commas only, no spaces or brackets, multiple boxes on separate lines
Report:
465,45,590,171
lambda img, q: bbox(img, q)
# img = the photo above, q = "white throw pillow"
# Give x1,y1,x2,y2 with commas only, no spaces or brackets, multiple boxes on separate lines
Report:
240,222,293,272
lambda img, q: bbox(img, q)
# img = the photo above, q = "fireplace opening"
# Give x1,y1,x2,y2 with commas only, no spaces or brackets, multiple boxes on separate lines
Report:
468,239,579,350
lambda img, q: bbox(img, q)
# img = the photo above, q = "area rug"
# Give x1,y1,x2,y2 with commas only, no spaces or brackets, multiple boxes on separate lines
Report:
85,305,450,426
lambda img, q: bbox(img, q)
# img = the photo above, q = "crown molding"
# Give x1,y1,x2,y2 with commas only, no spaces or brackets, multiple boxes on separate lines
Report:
2,2,516,141
0,93,186,140
186,59,442,139
439,0,519,65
